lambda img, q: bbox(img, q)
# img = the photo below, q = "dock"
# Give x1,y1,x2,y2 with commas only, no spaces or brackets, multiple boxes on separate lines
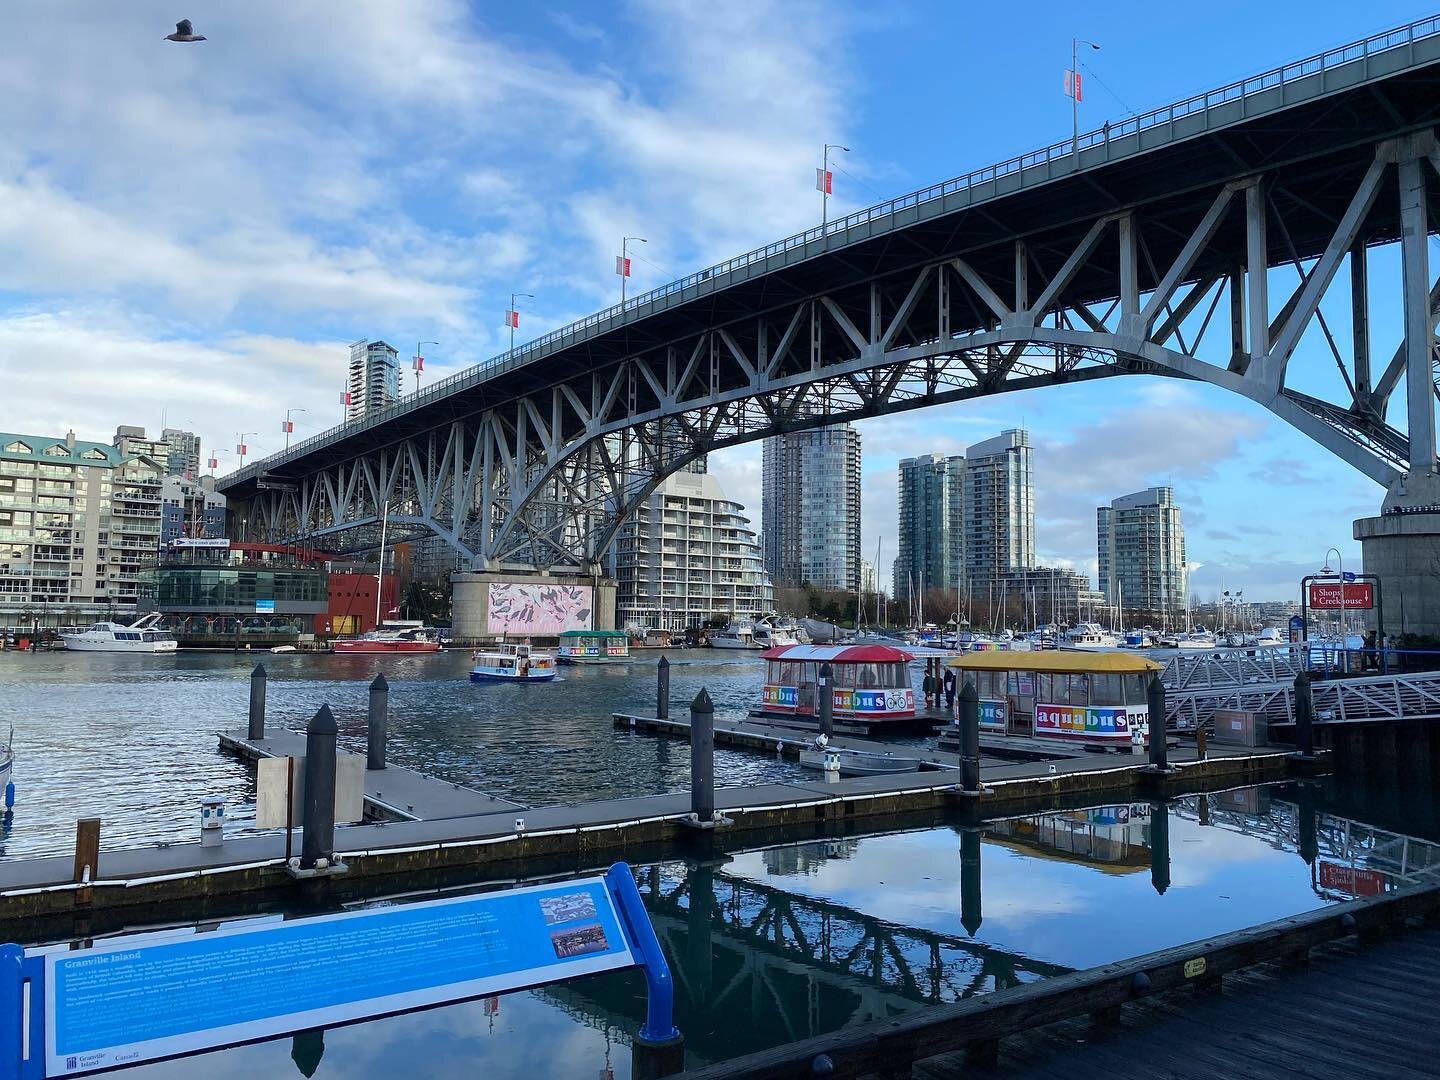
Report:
217,729,525,821
678,880,1440,1079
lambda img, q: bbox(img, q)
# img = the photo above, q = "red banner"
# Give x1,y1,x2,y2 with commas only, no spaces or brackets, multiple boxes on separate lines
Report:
1308,582,1373,609
1318,861,1385,896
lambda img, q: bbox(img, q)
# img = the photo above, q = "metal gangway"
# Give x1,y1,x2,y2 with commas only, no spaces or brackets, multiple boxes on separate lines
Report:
1167,666,1440,730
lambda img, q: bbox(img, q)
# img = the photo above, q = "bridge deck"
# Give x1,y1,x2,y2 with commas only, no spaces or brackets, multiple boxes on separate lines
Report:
917,927,1440,1080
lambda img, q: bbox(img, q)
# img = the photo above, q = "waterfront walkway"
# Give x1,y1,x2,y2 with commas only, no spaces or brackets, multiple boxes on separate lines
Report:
918,927,1440,1079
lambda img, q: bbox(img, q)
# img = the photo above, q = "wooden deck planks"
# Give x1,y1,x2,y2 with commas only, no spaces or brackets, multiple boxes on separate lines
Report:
915,928,1440,1080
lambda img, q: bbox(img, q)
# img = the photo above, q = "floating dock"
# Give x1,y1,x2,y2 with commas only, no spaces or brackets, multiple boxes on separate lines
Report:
217,729,525,822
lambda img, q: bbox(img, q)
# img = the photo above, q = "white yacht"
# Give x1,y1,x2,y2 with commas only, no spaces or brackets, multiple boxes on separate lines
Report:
710,621,762,650
62,612,178,653
1059,622,1121,650
752,616,799,649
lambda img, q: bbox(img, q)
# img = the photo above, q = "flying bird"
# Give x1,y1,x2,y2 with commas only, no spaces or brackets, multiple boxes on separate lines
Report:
164,19,207,42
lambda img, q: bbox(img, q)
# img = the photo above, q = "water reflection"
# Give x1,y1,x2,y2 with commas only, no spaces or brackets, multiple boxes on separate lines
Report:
74,784,1440,1078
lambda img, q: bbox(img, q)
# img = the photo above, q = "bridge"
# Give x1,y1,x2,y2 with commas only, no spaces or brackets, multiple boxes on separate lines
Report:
218,18,1440,626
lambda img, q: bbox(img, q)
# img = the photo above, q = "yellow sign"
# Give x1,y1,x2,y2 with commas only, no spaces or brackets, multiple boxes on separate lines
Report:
1183,957,1207,978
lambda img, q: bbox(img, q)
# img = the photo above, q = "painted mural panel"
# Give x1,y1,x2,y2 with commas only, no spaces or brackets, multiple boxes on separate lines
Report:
488,584,593,635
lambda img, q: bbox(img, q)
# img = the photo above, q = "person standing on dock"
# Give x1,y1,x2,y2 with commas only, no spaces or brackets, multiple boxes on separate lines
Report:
922,667,937,708
943,666,956,713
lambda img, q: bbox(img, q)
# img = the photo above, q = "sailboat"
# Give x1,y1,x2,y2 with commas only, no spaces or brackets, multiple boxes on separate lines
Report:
332,502,442,654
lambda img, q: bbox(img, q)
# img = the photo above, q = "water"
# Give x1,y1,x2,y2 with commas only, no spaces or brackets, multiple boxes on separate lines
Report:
0,648,799,858
52,784,1434,1078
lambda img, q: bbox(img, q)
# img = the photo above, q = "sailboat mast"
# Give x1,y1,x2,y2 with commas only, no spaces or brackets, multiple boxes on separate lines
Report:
374,502,390,629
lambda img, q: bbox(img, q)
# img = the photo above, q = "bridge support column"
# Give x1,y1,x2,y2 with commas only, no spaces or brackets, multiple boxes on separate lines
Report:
1355,512,1440,640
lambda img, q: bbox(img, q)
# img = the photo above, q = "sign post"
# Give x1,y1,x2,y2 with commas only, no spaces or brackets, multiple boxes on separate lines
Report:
1,864,678,1079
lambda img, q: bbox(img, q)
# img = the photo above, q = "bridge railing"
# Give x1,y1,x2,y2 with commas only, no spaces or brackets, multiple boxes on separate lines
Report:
226,13,1440,485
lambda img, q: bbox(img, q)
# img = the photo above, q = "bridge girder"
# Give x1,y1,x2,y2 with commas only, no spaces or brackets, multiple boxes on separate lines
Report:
241,136,1440,569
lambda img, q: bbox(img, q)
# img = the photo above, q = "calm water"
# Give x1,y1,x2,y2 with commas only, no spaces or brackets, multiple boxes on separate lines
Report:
0,648,803,858
51,785,1432,1078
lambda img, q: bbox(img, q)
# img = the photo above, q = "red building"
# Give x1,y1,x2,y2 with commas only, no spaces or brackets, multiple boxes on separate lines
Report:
321,572,399,636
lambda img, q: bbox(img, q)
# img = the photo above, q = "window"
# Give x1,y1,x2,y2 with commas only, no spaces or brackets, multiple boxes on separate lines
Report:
81,448,107,461
43,444,69,457
3,441,31,454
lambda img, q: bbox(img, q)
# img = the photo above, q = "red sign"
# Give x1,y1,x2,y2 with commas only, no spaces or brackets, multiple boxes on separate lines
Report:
341,391,352,406
1319,861,1385,896
1308,582,1373,609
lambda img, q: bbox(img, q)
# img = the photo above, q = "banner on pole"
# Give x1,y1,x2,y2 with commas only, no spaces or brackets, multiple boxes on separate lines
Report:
615,255,631,277
815,167,832,194
1064,69,1082,101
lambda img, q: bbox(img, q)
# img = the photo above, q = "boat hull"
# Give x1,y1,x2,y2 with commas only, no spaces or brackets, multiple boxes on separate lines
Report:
332,640,442,654
556,655,631,665
470,669,557,682
798,749,921,776
61,637,178,653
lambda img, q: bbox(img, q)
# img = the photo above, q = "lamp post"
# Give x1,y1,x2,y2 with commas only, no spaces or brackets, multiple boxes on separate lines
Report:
413,341,438,395
620,238,646,308
821,143,849,229
1071,38,1100,156
235,432,256,470
282,408,305,452
507,294,534,354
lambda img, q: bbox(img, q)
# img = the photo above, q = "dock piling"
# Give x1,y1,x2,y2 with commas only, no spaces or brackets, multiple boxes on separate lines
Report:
656,655,670,721
690,688,715,824
247,663,267,741
367,673,389,771
1294,672,1316,758
818,662,834,741
73,817,100,906
958,678,980,794
301,705,338,869
1147,675,1168,770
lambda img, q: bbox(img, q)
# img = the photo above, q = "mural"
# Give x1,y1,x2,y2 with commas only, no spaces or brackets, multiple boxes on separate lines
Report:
488,584,593,635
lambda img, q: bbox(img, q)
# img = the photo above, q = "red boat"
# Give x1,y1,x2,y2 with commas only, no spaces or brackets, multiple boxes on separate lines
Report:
332,626,442,654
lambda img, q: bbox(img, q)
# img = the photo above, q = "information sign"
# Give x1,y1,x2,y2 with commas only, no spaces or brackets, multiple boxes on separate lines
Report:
254,599,276,614
1318,861,1386,897
40,875,637,1076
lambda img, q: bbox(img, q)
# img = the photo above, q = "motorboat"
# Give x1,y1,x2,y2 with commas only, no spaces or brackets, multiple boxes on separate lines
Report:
62,613,178,653
470,642,557,682
0,726,12,798
752,617,799,649
1058,622,1121,650
710,621,762,650
333,624,442,654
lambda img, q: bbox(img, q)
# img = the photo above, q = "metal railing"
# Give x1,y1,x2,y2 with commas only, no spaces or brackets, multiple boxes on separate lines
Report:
225,13,1440,487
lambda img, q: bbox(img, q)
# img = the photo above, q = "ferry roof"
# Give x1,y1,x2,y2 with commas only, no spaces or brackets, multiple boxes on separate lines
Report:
761,644,913,663
559,629,628,639
948,651,1163,674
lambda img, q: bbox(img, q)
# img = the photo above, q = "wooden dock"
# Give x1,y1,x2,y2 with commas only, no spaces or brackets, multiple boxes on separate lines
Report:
615,711,1108,768
218,729,525,821
677,880,1440,1079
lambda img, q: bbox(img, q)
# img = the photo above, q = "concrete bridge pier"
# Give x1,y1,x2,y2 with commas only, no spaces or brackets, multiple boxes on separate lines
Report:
1355,510,1440,640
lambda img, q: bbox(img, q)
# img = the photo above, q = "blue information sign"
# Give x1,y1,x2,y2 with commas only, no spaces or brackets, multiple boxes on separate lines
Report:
3,866,670,1078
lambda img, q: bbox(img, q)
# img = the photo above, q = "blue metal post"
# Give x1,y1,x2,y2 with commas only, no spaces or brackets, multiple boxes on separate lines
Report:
604,862,684,1078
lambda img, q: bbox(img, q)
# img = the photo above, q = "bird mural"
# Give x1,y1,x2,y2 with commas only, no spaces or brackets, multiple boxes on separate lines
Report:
163,19,206,42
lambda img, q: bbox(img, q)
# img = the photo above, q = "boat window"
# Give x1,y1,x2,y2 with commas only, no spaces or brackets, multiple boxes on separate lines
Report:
976,670,1004,698
1090,674,1124,706
1124,673,1149,704
1068,674,1091,705
1037,673,1055,702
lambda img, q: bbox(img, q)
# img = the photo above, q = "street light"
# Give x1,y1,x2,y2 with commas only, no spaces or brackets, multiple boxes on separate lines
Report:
236,432,256,469
414,341,438,394
619,237,646,307
282,408,306,451
821,143,849,229
506,294,534,354
1070,38,1100,156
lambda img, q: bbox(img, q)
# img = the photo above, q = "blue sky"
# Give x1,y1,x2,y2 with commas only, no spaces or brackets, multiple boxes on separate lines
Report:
1,1,1431,598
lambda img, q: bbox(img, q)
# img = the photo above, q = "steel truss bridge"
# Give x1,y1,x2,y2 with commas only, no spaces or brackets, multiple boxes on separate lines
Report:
221,17,1440,570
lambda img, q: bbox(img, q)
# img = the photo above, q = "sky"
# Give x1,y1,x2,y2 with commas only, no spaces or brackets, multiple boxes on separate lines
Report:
1,0,1431,600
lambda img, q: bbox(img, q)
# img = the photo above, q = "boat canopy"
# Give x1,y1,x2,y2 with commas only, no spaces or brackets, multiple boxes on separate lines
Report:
947,652,1162,674
558,629,628,639
760,644,913,663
